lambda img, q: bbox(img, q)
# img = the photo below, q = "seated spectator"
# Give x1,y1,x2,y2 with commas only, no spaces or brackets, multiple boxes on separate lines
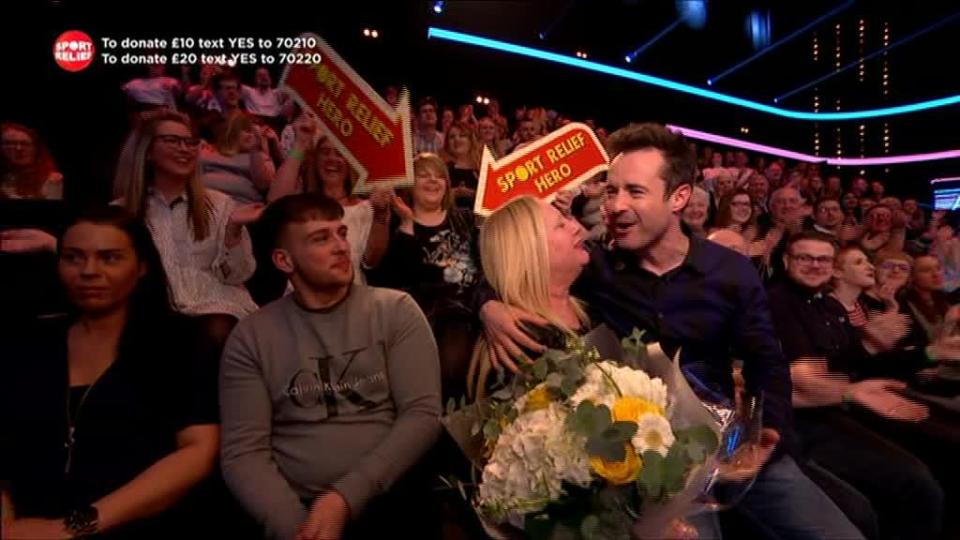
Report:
466,194,591,399
706,227,749,256
413,97,444,155
824,175,843,199
859,204,905,256
842,191,860,225
197,71,244,141
680,185,709,238
241,67,288,127
859,196,877,218
0,207,218,539
851,176,870,198
477,116,509,159
485,98,509,142
904,255,955,342
713,189,758,242
456,103,478,131
763,160,784,189
870,180,886,201
368,153,481,400
114,109,259,350
930,222,960,293
811,197,860,244
803,175,824,203
713,170,736,200
220,193,441,540
442,122,481,208
0,122,63,200
903,198,925,237
747,172,770,217
121,63,181,111
200,112,276,205
183,64,223,113
440,106,454,138
513,117,539,149
268,116,392,285
756,186,803,282
767,231,943,540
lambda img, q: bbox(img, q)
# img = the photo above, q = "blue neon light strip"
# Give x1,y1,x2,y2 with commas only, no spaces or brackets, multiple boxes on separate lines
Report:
427,26,960,121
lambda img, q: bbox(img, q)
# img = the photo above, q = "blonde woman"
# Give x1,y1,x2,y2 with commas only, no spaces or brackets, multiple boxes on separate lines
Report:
114,109,259,349
467,195,591,399
199,111,276,204
370,153,481,400
442,121,482,208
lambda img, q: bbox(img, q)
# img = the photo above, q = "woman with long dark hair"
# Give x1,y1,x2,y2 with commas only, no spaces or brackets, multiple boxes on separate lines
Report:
0,206,219,539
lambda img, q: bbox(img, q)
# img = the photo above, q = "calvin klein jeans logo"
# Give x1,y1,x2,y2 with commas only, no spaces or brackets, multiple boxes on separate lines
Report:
285,347,383,413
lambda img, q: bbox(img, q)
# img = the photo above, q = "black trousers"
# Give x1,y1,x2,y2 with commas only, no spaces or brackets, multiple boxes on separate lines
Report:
794,408,943,540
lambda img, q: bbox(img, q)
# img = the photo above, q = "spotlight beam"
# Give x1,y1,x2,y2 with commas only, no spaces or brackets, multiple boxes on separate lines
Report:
627,17,684,61
709,0,855,85
776,11,960,103
538,0,578,40
427,26,960,121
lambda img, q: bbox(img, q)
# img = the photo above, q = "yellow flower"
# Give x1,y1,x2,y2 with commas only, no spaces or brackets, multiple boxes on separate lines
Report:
524,386,552,413
590,445,642,485
612,396,664,423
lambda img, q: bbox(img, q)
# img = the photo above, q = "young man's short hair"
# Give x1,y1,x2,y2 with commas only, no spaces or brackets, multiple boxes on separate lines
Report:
212,70,241,91
417,96,437,113
605,123,697,198
785,230,839,255
261,193,344,248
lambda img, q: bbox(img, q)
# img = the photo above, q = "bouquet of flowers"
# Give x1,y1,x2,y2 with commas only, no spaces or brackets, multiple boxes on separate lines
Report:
443,326,722,539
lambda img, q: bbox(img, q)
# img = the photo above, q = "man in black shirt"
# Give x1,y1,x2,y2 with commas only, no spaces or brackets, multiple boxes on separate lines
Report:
480,123,861,539
768,230,943,539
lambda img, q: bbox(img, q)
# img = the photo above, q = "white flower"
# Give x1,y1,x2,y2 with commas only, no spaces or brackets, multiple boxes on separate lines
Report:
478,403,591,517
570,361,668,411
632,413,675,457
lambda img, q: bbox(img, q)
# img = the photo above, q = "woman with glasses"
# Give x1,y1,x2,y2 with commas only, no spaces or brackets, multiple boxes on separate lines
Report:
114,109,259,352
712,189,758,243
0,123,62,200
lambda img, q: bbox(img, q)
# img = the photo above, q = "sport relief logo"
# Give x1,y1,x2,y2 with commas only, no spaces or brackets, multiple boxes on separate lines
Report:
54,31,95,72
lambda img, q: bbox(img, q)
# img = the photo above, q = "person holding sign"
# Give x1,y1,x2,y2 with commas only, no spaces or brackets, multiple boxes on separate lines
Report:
367,153,481,401
269,115,392,285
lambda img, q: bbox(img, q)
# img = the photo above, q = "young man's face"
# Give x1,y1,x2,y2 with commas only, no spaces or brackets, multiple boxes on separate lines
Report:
784,239,835,290
275,218,353,289
604,148,690,252
815,200,843,228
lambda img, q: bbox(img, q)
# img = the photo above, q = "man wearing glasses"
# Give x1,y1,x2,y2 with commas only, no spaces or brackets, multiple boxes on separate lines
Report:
767,230,943,539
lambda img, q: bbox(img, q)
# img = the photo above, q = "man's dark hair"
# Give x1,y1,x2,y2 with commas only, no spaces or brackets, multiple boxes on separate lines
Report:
417,96,438,113
605,123,697,198
212,70,241,91
785,230,838,255
261,193,345,248
813,197,841,214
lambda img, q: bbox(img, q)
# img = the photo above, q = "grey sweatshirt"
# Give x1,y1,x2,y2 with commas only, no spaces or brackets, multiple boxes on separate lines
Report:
219,286,442,540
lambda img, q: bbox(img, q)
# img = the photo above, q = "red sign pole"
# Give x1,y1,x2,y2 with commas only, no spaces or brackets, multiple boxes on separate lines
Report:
281,33,413,193
475,122,609,216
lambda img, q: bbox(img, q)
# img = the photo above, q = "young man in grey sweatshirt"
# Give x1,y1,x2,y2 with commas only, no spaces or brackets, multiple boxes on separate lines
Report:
219,193,442,540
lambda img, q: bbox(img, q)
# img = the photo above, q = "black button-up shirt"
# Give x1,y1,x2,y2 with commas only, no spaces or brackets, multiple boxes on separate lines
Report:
571,235,792,436
766,279,866,375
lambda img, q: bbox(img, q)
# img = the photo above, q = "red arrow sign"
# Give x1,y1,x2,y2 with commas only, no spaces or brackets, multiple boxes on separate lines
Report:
280,33,413,192
475,122,608,216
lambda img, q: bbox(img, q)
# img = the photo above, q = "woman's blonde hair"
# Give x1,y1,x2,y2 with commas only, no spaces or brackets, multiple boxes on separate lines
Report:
213,111,254,156
412,152,453,210
114,109,212,241
467,196,588,399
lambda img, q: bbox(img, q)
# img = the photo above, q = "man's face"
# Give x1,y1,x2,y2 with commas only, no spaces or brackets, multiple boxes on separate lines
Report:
748,174,769,201
217,79,241,108
518,120,536,142
604,148,690,252
853,177,868,195
784,239,836,290
255,68,272,88
275,218,353,289
770,188,801,224
815,200,843,228
418,104,437,130
765,163,783,182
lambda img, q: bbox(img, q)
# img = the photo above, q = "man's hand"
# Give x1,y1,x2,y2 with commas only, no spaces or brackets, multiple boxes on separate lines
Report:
849,379,928,421
717,428,780,484
479,301,548,373
0,229,57,254
1,518,70,540
296,491,349,540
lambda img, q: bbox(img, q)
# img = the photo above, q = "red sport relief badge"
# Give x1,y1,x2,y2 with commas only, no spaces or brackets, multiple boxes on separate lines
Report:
54,30,95,72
